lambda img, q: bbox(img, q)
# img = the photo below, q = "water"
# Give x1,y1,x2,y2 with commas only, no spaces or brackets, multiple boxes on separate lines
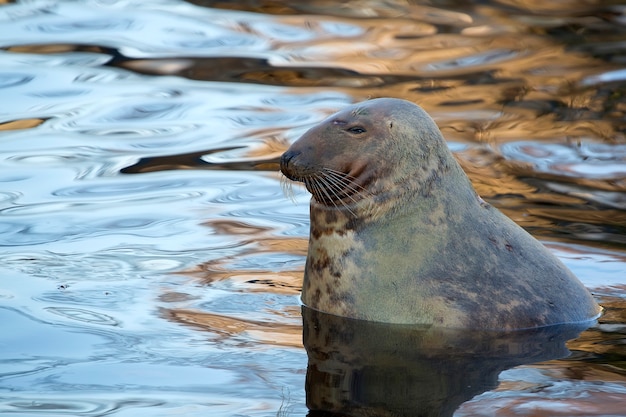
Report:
0,0,624,416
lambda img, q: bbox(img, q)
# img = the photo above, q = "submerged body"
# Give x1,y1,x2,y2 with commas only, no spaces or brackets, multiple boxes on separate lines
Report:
280,98,601,329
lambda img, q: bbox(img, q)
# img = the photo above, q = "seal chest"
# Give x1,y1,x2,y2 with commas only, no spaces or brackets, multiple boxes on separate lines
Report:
280,97,601,329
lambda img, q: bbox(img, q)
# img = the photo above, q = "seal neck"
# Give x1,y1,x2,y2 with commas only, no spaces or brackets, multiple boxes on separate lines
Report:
371,154,478,222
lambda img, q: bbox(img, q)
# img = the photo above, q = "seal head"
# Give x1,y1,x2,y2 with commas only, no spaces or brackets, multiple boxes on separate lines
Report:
281,98,601,329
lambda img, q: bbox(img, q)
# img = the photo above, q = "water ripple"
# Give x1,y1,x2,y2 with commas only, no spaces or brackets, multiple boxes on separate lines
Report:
499,141,626,180
96,102,187,122
0,214,194,247
211,182,285,204
36,288,132,309
0,192,203,215
52,178,199,197
78,124,200,139
0,398,163,416
31,18,135,34
248,20,318,42
0,73,34,88
44,307,120,326
223,206,310,236
3,249,191,282
0,191,21,204
174,34,259,49
228,110,312,128
425,48,524,72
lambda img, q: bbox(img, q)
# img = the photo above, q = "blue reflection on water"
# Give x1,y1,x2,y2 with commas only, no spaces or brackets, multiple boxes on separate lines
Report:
0,31,314,409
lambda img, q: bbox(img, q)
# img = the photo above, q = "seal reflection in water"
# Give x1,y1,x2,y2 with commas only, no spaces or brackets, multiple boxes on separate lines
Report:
302,306,590,417
280,98,601,329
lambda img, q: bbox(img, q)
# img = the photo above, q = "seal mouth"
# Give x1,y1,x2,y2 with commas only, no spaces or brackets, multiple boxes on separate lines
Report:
280,151,371,213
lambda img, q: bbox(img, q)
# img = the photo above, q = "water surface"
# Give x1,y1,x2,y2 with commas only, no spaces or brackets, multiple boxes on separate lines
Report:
0,0,625,416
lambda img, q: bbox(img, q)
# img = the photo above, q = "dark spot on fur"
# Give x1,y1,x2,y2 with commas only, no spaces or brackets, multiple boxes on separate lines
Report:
311,225,336,239
334,229,347,237
420,154,448,197
324,210,338,224
346,217,363,231
505,243,513,251
311,256,330,271
329,292,343,303
330,266,342,278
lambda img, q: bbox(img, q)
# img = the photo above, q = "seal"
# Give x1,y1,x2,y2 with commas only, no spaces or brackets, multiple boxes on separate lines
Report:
280,98,601,329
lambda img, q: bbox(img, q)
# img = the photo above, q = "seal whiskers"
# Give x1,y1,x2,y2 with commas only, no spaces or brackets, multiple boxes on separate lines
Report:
322,168,371,202
311,173,357,216
280,174,298,203
304,167,375,216
320,168,383,218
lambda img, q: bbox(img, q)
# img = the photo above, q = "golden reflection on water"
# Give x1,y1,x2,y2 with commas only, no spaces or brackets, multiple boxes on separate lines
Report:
0,118,46,131
163,308,303,348
163,218,306,347
122,0,626,251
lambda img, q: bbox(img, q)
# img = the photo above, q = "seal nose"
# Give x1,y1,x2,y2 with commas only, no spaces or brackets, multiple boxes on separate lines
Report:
280,149,301,178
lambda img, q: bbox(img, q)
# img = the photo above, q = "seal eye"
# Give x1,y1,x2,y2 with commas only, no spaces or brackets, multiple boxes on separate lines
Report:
346,126,366,134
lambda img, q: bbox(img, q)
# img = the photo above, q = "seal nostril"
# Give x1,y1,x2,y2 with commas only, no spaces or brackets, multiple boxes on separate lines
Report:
280,150,301,172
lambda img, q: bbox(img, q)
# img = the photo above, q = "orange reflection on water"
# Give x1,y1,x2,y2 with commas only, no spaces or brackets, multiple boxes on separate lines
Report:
163,308,303,348
0,118,46,131
163,218,307,348
187,219,307,294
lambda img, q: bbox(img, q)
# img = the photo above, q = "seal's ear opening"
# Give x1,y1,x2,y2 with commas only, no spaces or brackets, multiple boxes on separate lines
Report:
388,121,393,129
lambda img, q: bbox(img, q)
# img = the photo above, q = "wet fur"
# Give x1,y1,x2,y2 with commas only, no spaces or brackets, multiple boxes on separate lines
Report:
280,98,601,329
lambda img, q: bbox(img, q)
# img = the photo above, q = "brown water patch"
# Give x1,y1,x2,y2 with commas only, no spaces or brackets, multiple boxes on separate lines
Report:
163,309,303,348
